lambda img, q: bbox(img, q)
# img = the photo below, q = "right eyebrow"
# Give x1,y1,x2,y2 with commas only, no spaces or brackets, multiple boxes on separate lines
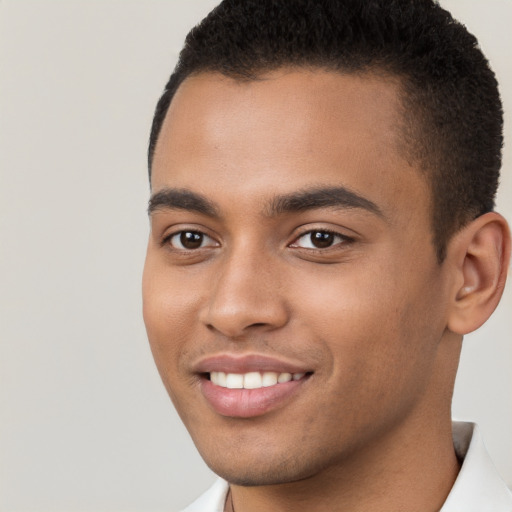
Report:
147,188,220,218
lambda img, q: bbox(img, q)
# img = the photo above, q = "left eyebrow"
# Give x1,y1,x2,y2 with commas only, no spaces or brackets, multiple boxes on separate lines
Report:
265,186,384,218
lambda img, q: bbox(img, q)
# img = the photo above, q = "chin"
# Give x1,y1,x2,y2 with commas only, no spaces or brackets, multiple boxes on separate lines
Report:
202,450,323,487
211,467,308,487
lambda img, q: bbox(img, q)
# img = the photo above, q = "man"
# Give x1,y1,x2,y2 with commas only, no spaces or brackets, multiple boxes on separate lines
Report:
142,0,511,510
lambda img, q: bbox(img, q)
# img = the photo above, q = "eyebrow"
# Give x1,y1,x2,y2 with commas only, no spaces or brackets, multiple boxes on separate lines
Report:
147,185,384,219
148,188,219,217
265,186,384,218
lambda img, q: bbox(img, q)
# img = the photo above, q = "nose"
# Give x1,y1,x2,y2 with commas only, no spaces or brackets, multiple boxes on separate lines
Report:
200,247,289,339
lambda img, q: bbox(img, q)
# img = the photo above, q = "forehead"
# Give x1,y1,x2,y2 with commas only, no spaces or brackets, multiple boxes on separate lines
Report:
151,69,429,225
155,69,402,168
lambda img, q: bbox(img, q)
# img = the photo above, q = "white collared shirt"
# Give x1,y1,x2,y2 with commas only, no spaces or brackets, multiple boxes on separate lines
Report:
181,422,512,512
441,422,512,511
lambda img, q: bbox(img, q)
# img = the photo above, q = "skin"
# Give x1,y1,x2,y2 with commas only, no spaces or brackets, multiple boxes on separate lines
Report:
143,69,510,511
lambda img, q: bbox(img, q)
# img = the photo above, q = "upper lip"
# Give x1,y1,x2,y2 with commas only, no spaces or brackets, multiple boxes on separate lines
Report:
193,353,312,374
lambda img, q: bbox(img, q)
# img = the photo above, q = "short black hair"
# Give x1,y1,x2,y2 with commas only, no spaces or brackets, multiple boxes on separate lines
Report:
148,0,503,261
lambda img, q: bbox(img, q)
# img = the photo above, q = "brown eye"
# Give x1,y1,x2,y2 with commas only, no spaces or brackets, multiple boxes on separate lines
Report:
292,230,350,249
168,231,217,250
180,231,203,249
310,231,335,248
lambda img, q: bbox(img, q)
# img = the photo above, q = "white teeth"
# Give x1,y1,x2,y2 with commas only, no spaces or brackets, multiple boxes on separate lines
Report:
210,371,307,389
243,372,262,389
217,371,227,387
210,371,227,387
277,372,292,383
226,373,244,389
262,372,278,387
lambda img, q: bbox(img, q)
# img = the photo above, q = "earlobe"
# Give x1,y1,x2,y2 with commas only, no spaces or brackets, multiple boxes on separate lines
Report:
447,212,511,335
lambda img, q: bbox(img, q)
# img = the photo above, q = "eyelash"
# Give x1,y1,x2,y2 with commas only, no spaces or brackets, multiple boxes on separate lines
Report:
290,229,354,250
161,230,218,250
162,228,354,252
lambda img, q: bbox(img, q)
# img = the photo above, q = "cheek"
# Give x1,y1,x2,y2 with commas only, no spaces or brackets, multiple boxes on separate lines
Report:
142,259,197,375
290,260,401,344
290,257,440,391
142,271,202,422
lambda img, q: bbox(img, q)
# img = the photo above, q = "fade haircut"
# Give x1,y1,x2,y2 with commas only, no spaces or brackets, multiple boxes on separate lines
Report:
148,0,503,261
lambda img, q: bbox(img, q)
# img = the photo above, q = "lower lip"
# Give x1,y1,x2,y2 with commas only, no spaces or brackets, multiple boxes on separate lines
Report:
200,376,309,418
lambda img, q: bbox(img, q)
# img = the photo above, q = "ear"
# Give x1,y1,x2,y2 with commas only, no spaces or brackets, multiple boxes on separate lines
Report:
447,212,511,335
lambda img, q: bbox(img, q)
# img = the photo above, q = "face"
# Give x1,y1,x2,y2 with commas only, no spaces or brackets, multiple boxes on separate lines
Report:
143,69,455,485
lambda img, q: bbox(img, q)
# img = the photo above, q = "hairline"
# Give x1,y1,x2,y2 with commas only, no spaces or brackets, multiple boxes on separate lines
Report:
150,64,418,173
149,64,464,263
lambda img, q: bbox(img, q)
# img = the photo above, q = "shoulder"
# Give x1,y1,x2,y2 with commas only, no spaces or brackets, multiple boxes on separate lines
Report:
179,479,229,512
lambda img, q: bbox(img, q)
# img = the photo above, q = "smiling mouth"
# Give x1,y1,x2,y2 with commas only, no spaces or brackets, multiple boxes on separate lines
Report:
194,353,313,417
208,371,310,389
200,370,313,417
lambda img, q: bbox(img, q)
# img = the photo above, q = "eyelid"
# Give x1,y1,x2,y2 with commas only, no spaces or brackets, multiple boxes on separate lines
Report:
289,227,355,249
161,227,220,250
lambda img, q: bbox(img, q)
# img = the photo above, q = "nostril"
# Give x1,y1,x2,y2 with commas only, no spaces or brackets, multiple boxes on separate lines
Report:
204,321,275,335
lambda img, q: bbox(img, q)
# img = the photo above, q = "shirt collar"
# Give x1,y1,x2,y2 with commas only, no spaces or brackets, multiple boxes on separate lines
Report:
182,422,512,511
440,421,512,511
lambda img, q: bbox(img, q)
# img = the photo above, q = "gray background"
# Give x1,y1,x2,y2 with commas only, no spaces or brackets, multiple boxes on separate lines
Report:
0,1,510,510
